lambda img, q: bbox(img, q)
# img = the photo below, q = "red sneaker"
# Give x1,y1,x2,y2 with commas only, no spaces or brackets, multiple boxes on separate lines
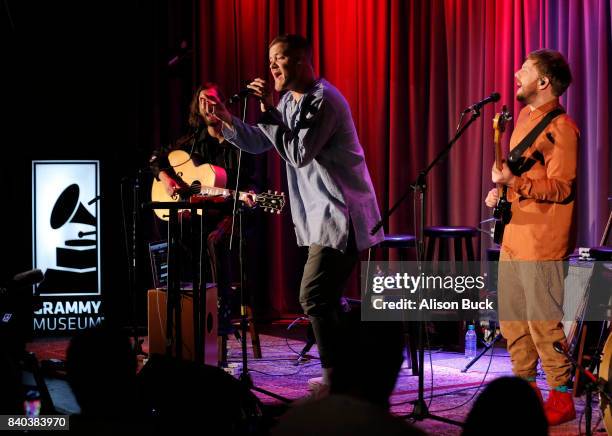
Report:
544,389,576,426
529,381,543,404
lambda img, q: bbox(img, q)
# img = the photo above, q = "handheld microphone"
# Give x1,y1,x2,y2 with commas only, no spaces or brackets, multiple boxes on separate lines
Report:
465,92,501,112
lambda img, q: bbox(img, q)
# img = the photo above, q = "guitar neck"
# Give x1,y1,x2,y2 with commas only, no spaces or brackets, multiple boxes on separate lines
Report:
494,130,504,170
199,186,253,201
493,110,509,195
495,147,504,170
494,139,506,194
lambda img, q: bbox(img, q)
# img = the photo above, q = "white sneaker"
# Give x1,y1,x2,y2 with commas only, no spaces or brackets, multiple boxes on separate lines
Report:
307,376,326,390
303,377,330,402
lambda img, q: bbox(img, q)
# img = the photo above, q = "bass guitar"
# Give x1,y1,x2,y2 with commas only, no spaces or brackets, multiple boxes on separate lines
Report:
492,106,513,244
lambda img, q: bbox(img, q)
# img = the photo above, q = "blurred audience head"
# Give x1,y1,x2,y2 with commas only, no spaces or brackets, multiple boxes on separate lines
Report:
0,351,23,414
462,376,547,435
66,327,137,416
331,321,405,408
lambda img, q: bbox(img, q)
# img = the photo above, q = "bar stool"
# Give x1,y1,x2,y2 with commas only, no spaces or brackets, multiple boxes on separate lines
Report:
423,226,479,351
424,226,478,262
371,234,419,375
376,234,416,260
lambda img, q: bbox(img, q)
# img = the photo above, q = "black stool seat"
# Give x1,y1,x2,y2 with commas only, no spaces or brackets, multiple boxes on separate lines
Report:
424,226,478,238
590,246,612,261
373,234,416,261
424,226,478,262
379,234,416,249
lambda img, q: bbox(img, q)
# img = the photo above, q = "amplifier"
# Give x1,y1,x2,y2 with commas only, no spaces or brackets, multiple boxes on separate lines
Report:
147,285,218,366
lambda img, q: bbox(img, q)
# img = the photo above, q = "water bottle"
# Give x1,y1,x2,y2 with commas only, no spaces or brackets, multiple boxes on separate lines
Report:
465,324,477,360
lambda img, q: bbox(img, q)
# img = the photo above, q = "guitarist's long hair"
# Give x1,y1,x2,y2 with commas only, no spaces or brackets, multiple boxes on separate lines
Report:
188,82,226,131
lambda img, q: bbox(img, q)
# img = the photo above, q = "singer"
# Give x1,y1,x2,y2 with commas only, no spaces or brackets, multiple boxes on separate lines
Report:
484,49,579,426
204,34,385,397
149,82,258,358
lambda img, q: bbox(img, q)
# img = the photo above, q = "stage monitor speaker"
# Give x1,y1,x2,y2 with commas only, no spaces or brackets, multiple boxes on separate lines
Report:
147,286,217,365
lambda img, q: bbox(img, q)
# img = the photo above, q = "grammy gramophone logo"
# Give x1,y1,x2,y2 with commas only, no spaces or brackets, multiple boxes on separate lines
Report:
33,161,101,296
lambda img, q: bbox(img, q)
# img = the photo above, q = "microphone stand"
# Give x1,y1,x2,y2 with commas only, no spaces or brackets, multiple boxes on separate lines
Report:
230,95,290,404
371,108,483,426
462,219,499,373
124,170,147,358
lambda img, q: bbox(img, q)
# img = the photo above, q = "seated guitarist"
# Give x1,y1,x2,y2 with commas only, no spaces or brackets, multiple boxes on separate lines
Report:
485,49,578,426
149,83,258,353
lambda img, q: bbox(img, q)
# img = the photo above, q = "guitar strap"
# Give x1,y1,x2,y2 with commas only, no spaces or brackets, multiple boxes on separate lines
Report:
507,108,565,175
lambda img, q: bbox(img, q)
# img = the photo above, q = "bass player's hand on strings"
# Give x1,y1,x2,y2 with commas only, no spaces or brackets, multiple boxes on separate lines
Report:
491,162,516,187
485,188,499,208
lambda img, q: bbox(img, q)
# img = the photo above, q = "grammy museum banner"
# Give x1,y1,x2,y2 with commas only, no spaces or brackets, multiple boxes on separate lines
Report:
32,161,104,333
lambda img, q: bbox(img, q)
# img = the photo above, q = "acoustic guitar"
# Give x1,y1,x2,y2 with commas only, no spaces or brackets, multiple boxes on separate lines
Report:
151,149,285,221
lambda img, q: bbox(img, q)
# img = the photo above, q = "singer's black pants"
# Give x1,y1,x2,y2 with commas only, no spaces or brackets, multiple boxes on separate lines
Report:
298,228,358,369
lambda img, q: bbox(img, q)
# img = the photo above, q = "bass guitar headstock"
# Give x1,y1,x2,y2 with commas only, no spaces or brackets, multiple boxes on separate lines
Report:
493,105,512,137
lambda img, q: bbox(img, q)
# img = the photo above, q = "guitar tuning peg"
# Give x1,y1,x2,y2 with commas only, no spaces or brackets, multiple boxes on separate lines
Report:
268,189,271,194
274,190,278,195
277,210,280,214
264,208,268,212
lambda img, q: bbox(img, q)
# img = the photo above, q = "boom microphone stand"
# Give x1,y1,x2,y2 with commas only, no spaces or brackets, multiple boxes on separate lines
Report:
371,106,486,426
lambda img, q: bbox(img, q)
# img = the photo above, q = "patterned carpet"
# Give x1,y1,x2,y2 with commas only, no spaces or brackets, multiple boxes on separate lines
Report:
26,321,607,435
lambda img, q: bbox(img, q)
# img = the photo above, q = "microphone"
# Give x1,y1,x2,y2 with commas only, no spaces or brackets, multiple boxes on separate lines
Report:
465,92,501,112
227,89,252,104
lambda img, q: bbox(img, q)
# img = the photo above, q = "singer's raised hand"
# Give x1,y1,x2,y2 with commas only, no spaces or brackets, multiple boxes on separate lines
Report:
201,93,233,125
246,78,274,112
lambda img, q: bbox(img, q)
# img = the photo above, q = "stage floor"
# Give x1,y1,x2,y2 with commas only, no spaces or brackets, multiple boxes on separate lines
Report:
26,321,604,435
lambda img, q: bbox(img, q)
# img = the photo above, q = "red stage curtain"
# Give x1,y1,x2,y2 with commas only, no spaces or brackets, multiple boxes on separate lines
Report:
196,0,612,317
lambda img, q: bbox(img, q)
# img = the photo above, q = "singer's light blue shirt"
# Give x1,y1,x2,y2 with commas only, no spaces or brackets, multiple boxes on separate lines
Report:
222,78,384,252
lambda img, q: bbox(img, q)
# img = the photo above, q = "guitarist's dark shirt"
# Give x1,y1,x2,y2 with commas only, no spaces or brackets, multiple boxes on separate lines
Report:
149,129,257,193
